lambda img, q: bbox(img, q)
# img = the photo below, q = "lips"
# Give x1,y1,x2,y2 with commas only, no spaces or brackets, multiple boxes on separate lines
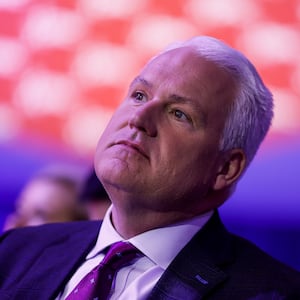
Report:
114,140,148,159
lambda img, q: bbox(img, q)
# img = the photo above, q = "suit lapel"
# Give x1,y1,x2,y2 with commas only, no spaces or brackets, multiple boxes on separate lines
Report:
148,211,233,300
15,221,101,300
11,212,232,299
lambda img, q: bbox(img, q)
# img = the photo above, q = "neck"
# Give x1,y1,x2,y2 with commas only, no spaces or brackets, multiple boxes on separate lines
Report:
105,185,226,238
110,203,213,239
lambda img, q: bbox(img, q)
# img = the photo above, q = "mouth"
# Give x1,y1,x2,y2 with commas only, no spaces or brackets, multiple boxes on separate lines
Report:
114,140,149,159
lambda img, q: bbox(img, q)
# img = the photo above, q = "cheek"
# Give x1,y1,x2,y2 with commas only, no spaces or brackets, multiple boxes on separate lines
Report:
97,118,115,142
156,144,198,180
172,147,216,183
94,148,112,181
95,116,120,155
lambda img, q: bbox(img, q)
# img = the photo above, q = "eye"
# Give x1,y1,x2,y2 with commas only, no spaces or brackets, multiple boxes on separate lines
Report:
132,91,146,102
172,109,191,122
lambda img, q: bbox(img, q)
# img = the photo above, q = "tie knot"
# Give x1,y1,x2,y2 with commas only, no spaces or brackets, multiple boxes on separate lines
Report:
66,241,143,300
101,241,142,268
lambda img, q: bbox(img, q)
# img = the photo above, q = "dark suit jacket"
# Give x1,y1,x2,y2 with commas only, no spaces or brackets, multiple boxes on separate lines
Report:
0,211,299,300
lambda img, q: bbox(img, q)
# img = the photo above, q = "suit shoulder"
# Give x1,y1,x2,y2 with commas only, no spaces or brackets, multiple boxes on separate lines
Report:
0,221,101,245
230,233,300,284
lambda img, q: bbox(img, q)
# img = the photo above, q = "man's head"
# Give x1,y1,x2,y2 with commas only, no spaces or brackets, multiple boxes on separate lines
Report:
94,36,273,232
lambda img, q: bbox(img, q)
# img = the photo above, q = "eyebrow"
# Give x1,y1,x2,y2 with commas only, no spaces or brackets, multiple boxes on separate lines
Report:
129,76,153,89
169,93,193,104
168,93,201,112
130,77,196,105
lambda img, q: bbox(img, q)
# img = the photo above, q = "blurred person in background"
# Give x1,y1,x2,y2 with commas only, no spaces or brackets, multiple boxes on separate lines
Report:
3,165,87,231
79,167,111,220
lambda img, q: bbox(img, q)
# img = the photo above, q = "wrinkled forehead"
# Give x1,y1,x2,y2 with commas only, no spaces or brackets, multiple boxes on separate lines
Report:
143,46,199,70
139,46,236,98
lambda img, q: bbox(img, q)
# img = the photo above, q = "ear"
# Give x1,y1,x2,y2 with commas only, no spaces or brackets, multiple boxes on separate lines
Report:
213,149,246,191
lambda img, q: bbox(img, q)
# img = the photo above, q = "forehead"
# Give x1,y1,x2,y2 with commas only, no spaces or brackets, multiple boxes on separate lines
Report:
142,47,202,76
140,46,232,88
135,46,235,105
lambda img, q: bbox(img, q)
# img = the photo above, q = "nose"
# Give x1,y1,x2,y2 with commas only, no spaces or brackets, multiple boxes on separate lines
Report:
128,101,158,137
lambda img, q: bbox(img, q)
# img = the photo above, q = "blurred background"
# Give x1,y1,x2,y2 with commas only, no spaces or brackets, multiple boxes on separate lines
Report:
0,0,299,270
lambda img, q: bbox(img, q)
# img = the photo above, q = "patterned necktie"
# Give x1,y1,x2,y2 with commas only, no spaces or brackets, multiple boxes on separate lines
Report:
66,241,142,300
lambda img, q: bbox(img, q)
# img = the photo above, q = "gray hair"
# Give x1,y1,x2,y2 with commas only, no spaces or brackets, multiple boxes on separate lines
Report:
162,36,274,166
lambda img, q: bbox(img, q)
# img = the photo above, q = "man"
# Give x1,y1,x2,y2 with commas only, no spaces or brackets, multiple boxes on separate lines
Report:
0,36,300,300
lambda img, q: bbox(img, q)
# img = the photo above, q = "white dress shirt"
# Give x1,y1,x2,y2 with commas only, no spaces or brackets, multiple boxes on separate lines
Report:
59,206,213,299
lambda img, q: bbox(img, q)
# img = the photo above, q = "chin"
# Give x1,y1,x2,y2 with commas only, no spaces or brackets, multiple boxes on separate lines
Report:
97,162,128,186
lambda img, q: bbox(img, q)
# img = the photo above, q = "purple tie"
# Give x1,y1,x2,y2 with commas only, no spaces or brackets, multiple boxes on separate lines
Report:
66,241,142,300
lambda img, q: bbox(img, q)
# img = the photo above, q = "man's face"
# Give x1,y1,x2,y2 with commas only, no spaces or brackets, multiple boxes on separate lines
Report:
95,46,236,213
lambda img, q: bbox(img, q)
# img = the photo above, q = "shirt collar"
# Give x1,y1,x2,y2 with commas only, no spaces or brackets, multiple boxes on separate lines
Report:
87,205,213,270
87,206,123,258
